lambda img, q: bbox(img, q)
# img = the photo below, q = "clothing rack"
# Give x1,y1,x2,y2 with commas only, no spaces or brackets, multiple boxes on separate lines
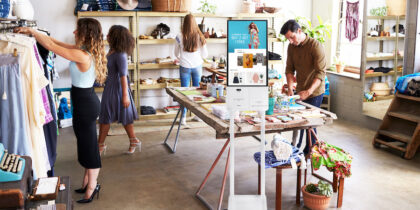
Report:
0,18,37,33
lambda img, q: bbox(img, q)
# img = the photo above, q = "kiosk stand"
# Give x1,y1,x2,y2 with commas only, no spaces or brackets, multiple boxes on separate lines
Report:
226,20,269,210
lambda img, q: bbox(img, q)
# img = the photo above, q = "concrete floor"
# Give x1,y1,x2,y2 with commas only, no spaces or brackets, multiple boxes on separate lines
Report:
55,119,420,210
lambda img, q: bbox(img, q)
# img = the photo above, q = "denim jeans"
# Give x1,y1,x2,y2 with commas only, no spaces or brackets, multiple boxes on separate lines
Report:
179,65,202,118
297,94,324,154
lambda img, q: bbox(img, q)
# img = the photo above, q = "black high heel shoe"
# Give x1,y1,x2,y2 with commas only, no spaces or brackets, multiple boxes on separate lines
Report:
76,184,101,204
74,185,87,194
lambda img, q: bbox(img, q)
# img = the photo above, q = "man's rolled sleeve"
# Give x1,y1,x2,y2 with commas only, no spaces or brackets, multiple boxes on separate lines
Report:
312,42,327,82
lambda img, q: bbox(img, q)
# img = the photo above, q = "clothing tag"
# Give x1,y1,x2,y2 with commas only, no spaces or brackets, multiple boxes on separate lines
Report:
2,92,6,100
81,4,89,10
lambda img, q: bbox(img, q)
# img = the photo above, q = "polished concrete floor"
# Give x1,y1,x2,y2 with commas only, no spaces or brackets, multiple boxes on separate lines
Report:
55,119,420,210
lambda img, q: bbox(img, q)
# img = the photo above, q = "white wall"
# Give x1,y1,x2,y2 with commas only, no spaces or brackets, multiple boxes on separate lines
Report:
31,0,312,108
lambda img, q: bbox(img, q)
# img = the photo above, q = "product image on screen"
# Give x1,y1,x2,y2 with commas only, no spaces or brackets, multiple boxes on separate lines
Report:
228,20,267,86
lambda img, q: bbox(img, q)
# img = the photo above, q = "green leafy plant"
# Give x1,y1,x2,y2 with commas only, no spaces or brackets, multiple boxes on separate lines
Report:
370,6,387,16
318,180,333,197
197,0,217,14
305,181,333,197
333,56,345,65
294,16,332,44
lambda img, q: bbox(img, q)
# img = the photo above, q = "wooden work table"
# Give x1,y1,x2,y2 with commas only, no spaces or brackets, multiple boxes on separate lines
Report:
164,87,339,210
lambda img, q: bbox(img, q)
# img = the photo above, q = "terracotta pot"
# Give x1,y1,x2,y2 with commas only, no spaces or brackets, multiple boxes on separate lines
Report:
335,64,344,73
302,185,331,210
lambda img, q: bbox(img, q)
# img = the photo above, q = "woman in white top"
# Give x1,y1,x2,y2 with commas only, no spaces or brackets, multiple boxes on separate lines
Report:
174,14,208,125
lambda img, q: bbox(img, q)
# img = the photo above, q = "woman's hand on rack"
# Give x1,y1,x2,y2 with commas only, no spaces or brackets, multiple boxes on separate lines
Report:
14,27,35,36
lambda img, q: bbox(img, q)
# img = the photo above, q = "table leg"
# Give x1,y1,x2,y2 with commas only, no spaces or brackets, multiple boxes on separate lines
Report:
163,107,184,153
258,165,261,195
195,138,230,209
296,168,301,205
217,149,230,210
276,168,282,210
337,177,344,208
333,174,338,193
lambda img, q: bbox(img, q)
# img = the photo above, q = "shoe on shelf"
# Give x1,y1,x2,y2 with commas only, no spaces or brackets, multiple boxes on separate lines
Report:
126,137,141,154
192,115,203,122
99,143,107,156
74,185,87,194
76,184,101,204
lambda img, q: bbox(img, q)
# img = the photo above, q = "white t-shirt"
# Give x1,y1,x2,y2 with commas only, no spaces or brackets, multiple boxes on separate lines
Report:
174,33,208,68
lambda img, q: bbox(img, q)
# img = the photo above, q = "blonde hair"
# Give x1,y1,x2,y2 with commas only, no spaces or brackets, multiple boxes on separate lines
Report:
76,18,107,84
182,14,206,52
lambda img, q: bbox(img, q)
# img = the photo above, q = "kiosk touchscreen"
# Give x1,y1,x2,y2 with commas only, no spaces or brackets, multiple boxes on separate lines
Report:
227,20,268,111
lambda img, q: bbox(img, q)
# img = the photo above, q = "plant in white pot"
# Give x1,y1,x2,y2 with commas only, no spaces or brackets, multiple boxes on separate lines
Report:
302,180,333,210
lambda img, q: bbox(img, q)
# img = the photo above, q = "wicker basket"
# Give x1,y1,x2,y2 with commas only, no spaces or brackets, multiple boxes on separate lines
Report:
371,82,391,96
386,0,406,16
152,0,191,12
302,185,331,210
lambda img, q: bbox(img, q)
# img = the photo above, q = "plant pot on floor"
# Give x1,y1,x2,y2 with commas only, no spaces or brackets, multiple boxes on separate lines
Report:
302,185,331,210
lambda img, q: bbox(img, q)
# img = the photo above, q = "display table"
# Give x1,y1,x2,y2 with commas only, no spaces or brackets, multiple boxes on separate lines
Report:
164,87,339,210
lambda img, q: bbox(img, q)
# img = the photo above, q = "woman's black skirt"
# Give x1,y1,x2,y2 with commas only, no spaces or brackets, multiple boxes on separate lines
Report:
71,86,101,169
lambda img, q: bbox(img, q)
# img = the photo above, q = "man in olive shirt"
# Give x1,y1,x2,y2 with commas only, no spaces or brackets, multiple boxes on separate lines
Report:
280,19,326,154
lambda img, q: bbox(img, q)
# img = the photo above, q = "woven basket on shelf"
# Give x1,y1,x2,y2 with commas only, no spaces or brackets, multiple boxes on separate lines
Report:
151,0,191,12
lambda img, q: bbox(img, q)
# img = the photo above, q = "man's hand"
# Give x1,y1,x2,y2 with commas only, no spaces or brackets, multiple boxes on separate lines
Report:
122,95,130,108
298,90,313,100
287,88,294,96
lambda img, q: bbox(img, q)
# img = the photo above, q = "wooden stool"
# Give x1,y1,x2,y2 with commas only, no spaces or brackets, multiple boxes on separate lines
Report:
258,162,302,210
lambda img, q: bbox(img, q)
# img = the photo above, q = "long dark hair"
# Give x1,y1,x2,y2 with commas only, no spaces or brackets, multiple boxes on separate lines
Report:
76,18,107,84
108,25,135,55
182,14,206,52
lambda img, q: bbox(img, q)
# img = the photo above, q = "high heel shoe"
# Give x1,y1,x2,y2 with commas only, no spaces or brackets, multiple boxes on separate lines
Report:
74,185,87,194
99,143,107,156
76,184,101,204
125,137,141,154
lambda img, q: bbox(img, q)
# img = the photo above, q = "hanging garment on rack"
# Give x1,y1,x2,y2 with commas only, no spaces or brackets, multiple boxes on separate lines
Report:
345,1,359,42
34,44,53,124
0,34,51,178
0,54,32,157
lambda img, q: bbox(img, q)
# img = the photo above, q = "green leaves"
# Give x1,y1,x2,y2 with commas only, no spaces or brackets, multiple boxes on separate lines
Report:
370,6,387,16
198,0,217,14
318,180,333,197
294,15,332,44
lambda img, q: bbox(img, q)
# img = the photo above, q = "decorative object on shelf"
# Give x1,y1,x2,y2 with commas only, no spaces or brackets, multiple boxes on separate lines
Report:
12,0,34,20
197,0,217,33
267,27,276,38
151,0,191,12
333,56,345,73
151,23,170,39
139,34,154,39
140,106,156,115
369,6,387,16
263,6,280,14
386,0,406,16
371,82,391,96
155,56,173,64
302,180,333,210
392,24,405,34
242,0,255,14
117,0,138,10
295,15,332,44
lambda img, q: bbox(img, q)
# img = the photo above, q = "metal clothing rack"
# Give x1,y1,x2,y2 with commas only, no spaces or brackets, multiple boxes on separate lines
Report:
0,18,37,33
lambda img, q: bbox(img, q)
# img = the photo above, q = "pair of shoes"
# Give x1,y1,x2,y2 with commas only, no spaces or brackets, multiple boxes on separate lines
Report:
192,116,202,122
126,137,141,154
74,185,87,194
99,143,107,156
76,184,101,204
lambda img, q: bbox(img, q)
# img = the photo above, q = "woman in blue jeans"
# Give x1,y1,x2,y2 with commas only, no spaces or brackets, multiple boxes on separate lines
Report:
174,14,208,125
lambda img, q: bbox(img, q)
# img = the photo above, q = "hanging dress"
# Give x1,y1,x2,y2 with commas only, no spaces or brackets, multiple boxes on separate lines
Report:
345,1,359,42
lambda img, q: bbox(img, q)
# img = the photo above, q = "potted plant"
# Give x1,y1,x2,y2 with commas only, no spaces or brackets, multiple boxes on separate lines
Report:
197,0,217,33
333,56,345,73
295,16,332,44
302,180,333,210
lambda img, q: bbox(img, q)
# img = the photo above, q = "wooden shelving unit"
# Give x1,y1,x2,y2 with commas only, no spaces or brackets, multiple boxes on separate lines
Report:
77,11,285,120
373,92,420,159
138,82,181,90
